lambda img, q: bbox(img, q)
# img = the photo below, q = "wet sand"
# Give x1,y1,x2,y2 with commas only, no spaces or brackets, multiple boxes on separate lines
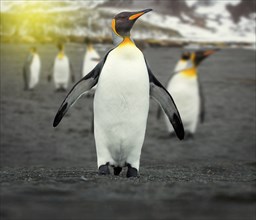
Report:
0,43,255,220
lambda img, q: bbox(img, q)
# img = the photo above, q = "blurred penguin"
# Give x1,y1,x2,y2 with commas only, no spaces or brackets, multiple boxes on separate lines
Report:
82,39,100,78
23,47,41,90
161,49,218,138
81,39,100,99
48,43,75,92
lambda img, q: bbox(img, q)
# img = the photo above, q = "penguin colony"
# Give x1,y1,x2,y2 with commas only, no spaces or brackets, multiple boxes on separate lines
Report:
22,9,218,177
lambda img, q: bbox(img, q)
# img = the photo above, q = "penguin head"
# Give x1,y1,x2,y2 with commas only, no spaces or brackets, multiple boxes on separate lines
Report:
57,43,65,59
175,51,193,72
84,38,92,49
176,49,218,77
112,9,152,38
30,47,37,54
57,43,64,52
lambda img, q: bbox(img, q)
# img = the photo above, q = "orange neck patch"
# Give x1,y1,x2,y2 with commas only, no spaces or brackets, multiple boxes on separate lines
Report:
119,37,134,47
87,45,93,52
57,52,64,59
181,67,197,77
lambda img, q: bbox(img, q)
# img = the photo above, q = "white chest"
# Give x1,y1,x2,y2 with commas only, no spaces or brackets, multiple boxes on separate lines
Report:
168,74,199,98
30,54,40,73
94,45,150,135
54,56,69,81
95,45,149,111
167,74,200,131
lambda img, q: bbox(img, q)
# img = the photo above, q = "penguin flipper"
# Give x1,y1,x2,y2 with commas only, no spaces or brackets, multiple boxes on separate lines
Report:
23,54,33,90
53,50,112,127
23,66,29,90
146,62,184,140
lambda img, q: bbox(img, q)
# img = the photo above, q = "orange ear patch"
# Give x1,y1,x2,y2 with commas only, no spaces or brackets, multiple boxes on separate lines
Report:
111,19,121,37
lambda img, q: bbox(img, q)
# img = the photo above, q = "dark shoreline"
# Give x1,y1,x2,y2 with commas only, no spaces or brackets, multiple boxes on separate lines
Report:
1,35,254,48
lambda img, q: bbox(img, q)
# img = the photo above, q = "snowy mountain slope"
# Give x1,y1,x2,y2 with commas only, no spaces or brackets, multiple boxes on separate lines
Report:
0,1,180,43
100,0,255,43
0,0,255,43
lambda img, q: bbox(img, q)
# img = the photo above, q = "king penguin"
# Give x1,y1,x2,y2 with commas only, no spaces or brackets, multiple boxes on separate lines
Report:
82,40,101,78
164,50,218,138
53,9,184,178
48,43,75,91
23,47,41,90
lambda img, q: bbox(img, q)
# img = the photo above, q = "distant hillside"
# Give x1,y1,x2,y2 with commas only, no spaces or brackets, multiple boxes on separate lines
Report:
0,1,181,44
0,0,255,46
100,0,255,43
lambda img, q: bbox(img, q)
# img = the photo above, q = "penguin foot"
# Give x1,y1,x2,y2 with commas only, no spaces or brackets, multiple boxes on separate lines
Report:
113,166,122,176
27,88,34,91
55,87,67,93
185,133,195,140
169,132,177,138
126,164,138,178
98,164,110,175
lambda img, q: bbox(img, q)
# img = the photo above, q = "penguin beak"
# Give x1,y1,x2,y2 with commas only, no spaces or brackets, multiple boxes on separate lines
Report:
195,49,219,66
203,49,219,57
129,9,153,21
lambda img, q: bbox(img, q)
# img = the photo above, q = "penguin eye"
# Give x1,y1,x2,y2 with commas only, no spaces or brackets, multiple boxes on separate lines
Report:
119,16,126,20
